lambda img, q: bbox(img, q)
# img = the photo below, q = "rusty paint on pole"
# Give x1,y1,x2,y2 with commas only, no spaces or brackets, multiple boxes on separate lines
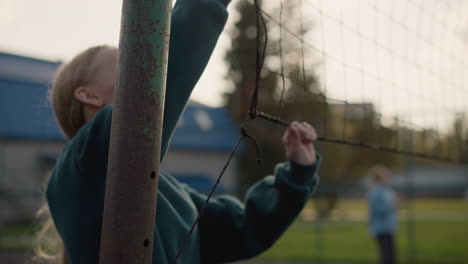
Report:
99,0,172,263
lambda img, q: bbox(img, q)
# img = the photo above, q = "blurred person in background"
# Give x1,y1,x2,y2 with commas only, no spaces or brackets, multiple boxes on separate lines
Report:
367,165,400,264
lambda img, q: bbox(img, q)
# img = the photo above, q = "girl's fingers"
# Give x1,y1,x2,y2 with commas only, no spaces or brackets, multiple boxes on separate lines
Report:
283,123,296,144
306,123,317,141
289,125,300,141
282,129,290,145
284,121,317,164
285,121,317,147
294,122,307,138
287,124,301,146
310,129,317,141
296,122,317,141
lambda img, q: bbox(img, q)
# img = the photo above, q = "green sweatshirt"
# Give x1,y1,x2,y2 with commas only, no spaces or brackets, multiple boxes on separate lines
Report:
46,0,320,263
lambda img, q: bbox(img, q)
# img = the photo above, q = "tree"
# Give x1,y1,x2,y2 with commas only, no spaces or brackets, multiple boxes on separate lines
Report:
223,0,401,216
224,0,325,191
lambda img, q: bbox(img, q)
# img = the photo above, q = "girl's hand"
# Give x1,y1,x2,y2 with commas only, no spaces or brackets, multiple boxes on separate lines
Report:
282,121,317,165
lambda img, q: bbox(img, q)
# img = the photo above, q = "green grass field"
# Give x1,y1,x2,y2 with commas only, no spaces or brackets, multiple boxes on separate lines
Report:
259,199,468,264
1,199,467,263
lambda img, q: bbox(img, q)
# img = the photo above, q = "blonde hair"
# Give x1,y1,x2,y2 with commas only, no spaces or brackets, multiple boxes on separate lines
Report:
36,45,113,264
34,204,68,264
52,45,111,138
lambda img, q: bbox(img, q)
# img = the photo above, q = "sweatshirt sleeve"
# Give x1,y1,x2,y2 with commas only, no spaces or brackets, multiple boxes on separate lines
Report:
160,0,230,158
186,157,320,263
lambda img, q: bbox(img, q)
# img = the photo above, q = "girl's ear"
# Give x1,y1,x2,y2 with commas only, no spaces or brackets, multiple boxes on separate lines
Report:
74,87,104,108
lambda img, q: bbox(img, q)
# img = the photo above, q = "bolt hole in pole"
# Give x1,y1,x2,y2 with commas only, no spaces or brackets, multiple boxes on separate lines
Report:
143,239,150,248
150,171,156,179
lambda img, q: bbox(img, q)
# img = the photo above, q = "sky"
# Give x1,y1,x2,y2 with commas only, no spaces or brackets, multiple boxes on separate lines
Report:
306,0,468,132
1,0,468,132
0,0,237,107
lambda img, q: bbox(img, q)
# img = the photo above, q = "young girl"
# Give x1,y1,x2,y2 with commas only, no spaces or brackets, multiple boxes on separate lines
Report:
37,0,321,263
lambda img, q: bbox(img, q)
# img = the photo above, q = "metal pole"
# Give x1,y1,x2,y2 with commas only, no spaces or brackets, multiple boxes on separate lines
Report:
405,132,416,264
314,197,324,262
99,0,172,263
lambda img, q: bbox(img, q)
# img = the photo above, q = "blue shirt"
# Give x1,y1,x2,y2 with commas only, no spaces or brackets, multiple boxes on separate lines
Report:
367,185,397,235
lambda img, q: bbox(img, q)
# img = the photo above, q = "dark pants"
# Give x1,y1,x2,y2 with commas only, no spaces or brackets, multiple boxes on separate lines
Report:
376,233,395,264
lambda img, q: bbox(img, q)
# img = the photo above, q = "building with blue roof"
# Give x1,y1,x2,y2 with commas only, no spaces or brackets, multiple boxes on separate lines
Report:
0,52,240,225
162,101,239,195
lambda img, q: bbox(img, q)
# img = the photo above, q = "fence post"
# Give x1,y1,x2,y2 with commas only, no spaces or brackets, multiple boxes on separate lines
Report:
99,0,172,263
314,195,324,261
404,132,416,264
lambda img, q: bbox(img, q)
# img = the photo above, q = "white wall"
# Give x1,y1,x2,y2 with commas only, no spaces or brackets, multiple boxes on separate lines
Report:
0,142,240,225
0,140,63,225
